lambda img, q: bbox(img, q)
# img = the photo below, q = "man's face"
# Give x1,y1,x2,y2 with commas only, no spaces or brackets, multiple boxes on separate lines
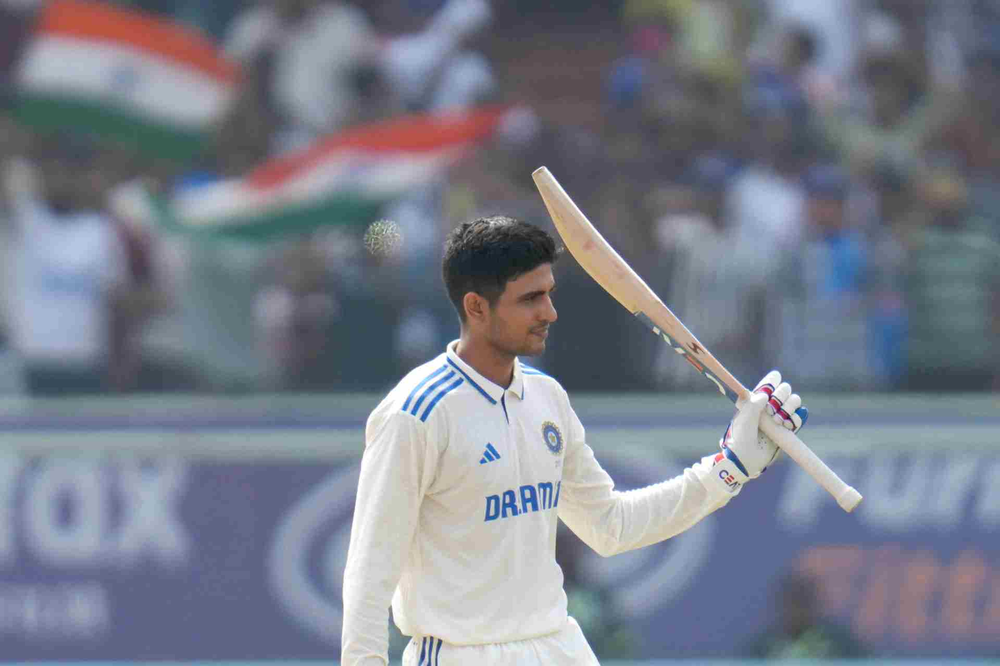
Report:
483,263,557,358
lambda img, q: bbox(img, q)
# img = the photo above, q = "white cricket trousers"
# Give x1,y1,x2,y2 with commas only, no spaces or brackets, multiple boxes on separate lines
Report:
402,617,600,665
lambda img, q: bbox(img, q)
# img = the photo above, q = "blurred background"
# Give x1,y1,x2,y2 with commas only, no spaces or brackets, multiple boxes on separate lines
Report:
0,0,997,664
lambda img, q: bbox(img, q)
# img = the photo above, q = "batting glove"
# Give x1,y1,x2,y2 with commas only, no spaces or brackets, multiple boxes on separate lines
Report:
715,370,808,487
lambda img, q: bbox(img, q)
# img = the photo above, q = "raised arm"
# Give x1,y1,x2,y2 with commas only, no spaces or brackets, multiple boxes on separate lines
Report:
557,372,805,557
556,403,736,558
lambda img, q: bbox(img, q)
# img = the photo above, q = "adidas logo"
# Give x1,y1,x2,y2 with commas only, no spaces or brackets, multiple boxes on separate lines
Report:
479,443,502,465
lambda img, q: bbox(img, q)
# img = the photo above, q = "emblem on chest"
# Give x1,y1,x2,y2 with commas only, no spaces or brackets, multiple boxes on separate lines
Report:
541,421,563,455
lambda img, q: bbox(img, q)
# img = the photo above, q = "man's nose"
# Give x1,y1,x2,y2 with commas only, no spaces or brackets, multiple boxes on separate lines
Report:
544,298,558,323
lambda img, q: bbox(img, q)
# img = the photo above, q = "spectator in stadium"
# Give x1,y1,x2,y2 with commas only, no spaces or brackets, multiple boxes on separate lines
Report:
752,0,862,88
747,571,868,658
770,163,887,390
606,2,738,182
901,165,1000,391
859,163,909,387
1,134,129,396
816,12,952,181
95,145,168,393
378,0,495,114
0,112,28,319
727,76,811,259
223,0,378,151
254,237,341,390
605,0,685,117
747,21,839,113
930,37,1000,234
650,153,766,389
0,110,29,392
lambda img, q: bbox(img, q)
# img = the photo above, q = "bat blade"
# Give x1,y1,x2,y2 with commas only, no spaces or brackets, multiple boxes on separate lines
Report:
532,166,862,513
533,166,742,404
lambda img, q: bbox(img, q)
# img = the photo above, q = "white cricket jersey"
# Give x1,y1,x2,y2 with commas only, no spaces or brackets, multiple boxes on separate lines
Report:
342,341,741,666
9,199,126,364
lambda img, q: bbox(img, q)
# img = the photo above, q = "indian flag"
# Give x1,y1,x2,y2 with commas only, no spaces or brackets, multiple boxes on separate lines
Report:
15,0,239,159
142,105,521,241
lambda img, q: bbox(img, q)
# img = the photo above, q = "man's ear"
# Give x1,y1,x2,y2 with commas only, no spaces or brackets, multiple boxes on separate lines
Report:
463,292,488,323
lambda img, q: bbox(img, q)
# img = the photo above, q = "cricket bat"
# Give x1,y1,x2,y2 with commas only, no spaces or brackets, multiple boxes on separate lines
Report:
532,166,862,513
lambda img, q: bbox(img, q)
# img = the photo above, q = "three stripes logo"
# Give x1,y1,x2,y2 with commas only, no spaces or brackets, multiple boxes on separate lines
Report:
418,636,443,665
479,442,501,465
401,365,464,422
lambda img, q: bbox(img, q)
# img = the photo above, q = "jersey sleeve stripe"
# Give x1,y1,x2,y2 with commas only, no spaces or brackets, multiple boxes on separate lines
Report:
409,370,456,416
420,376,464,422
402,365,449,412
446,358,497,404
418,637,427,665
434,637,443,664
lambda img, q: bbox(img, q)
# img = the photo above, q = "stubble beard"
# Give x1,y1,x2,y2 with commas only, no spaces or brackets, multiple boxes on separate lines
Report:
488,325,545,359
521,335,547,357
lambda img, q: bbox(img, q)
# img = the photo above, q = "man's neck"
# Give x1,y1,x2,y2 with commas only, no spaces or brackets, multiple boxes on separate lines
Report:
454,334,514,389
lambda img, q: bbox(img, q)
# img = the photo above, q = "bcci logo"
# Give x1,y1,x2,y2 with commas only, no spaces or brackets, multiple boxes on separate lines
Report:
541,421,563,455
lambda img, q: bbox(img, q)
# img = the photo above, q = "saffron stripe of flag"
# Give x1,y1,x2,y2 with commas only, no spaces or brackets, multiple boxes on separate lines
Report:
15,0,238,159
143,105,520,240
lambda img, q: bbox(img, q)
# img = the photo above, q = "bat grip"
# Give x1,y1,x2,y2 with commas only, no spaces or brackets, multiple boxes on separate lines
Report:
760,418,862,512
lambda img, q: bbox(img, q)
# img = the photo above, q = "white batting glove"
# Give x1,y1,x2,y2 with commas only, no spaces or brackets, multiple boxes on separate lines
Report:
757,369,808,433
715,371,808,487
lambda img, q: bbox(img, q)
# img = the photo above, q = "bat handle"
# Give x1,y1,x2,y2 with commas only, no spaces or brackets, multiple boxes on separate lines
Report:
760,418,862,512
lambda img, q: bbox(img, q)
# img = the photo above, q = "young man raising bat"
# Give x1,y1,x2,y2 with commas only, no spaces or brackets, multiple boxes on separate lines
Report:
341,215,807,666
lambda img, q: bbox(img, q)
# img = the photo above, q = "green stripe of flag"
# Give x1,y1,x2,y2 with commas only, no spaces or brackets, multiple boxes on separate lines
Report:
15,94,207,160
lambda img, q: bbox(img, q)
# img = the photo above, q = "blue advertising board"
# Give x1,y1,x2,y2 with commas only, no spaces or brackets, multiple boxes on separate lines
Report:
598,451,999,658
0,443,996,661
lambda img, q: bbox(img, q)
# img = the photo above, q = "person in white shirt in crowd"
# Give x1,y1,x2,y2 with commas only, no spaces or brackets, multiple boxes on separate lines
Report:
1,135,127,396
223,0,377,151
378,0,495,113
727,78,811,258
753,0,863,88
652,153,765,390
342,215,808,665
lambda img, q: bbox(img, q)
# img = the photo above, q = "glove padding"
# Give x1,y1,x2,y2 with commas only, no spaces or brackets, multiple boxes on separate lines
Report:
757,371,808,433
718,370,808,483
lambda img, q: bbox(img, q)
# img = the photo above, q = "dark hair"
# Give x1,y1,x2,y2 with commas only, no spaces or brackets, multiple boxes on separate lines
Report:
442,215,560,322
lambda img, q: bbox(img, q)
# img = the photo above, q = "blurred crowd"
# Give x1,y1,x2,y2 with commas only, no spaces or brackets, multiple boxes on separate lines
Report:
0,0,998,396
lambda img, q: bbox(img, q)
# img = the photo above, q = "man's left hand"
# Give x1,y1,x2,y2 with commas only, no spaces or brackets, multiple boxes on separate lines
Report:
717,370,808,483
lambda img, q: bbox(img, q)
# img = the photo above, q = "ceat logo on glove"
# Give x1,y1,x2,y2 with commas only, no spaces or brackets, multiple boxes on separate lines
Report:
713,452,740,491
